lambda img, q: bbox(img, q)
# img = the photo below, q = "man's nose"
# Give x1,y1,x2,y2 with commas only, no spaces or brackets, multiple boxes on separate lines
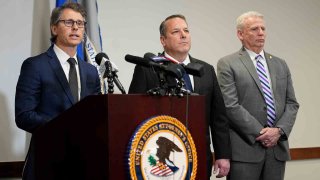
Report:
258,28,265,35
71,22,79,30
181,31,186,38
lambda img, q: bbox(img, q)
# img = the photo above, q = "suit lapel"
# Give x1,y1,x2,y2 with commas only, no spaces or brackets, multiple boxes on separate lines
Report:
239,49,265,97
46,47,75,104
190,57,200,93
193,75,200,93
265,53,277,93
78,59,87,100
265,53,279,118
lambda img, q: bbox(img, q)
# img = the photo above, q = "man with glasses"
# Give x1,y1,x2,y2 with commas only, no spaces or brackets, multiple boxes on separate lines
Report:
15,2,100,179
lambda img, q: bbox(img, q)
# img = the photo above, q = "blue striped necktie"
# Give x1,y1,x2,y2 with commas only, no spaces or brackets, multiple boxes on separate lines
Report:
255,55,276,126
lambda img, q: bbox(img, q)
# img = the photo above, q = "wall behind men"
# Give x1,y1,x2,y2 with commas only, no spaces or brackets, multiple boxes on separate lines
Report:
98,0,320,148
0,1,33,161
0,0,319,179
0,0,55,162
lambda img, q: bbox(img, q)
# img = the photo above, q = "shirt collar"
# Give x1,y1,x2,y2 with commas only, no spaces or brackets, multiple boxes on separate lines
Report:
53,44,78,64
244,47,265,61
164,52,190,65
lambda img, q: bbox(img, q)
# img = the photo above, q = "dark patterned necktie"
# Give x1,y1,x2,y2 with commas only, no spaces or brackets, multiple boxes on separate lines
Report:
67,58,79,102
255,55,276,126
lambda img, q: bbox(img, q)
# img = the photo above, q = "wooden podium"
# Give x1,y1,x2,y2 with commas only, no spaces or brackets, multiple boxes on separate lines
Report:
32,94,208,179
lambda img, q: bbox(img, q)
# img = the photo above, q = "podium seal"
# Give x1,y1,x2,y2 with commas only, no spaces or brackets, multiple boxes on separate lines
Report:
127,115,197,180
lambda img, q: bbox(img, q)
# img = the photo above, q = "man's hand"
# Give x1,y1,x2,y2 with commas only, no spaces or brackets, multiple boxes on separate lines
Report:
213,159,230,178
256,127,281,148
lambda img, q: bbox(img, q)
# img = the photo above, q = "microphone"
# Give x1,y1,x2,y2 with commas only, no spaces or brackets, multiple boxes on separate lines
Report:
95,53,119,73
144,52,169,63
124,54,166,70
182,63,204,77
165,63,186,79
143,52,204,77
125,54,185,79
95,52,126,94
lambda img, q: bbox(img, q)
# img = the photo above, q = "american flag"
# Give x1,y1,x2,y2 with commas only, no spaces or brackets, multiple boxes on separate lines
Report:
150,161,175,177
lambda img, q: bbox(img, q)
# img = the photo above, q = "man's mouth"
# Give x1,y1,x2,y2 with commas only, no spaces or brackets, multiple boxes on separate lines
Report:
70,34,80,38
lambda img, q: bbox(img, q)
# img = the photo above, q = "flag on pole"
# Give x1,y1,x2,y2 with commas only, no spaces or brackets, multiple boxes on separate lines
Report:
56,0,106,93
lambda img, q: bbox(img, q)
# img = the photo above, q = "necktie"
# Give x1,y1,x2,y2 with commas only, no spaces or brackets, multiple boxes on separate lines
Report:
255,55,276,126
67,58,79,102
183,73,193,92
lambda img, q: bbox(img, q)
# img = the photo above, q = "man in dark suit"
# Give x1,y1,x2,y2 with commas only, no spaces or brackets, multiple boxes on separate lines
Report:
217,11,299,180
15,2,100,179
129,14,231,179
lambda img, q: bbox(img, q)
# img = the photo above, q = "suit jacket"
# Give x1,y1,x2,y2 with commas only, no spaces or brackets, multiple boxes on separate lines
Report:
15,45,101,133
15,45,101,179
129,55,231,162
217,47,299,162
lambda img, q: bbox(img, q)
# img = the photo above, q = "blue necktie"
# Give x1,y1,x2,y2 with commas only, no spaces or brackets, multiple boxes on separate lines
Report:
255,55,276,126
183,73,193,92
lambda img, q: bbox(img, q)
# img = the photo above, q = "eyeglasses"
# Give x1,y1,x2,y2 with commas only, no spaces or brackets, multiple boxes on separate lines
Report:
58,19,87,28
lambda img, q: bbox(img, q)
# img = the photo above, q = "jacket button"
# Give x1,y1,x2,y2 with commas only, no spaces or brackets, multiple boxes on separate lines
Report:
263,106,267,110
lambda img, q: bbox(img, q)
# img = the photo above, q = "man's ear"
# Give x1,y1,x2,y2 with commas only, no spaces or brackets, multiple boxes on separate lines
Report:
160,35,166,47
237,30,243,41
51,25,58,36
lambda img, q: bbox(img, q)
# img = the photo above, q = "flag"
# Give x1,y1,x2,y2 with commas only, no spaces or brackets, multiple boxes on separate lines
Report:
77,0,103,62
150,161,175,177
56,0,106,93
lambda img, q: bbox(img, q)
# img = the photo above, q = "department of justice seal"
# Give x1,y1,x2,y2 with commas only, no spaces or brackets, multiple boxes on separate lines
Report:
127,115,197,180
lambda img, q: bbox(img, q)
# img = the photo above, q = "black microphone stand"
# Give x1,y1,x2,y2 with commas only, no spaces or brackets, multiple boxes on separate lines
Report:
104,61,114,94
112,72,126,94
147,70,168,96
147,65,192,97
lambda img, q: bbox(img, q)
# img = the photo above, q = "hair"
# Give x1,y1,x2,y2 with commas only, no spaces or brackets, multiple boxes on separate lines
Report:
159,14,187,37
50,2,87,42
236,11,264,31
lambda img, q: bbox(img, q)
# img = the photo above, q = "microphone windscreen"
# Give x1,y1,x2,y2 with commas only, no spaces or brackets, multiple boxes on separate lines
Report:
95,52,109,65
165,64,186,79
144,52,168,62
143,52,156,59
125,54,151,67
184,63,204,77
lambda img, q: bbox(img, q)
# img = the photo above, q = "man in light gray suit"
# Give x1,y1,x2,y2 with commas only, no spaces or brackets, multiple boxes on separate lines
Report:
217,11,299,180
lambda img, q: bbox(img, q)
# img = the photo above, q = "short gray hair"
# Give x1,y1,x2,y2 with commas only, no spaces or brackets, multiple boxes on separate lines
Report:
236,11,264,30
